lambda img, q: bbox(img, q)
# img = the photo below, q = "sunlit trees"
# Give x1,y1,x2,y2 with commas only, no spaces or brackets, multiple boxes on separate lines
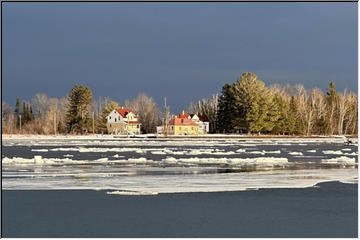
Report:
214,73,357,136
66,85,93,134
2,74,358,136
125,93,161,134
187,94,218,133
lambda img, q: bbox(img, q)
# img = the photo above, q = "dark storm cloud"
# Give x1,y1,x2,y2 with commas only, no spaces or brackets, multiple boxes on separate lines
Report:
2,3,357,111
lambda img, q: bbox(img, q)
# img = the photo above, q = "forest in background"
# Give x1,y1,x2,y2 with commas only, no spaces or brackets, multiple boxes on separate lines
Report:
2,72,358,136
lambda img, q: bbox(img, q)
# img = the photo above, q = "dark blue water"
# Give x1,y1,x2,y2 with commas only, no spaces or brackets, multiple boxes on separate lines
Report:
2,181,357,237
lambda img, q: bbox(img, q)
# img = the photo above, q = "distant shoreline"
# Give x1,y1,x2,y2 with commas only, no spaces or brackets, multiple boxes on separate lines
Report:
2,134,358,140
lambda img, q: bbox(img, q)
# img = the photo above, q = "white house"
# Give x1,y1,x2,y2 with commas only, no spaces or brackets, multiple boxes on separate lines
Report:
107,107,141,135
190,113,209,134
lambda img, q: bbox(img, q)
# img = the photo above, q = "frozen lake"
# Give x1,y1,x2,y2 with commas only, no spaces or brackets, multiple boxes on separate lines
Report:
2,136,358,193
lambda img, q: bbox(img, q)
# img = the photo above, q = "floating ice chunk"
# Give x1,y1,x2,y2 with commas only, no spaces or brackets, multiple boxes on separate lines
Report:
159,156,288,166
289,152,303,156
151,150,166,155
307,150,316,153
321,156,356,165
228,157,288,165
2,157,36,164
322,150,343,155
248,150,281,155
127,157,152,164
236,149,246,153
113,154,120,158
342,148,352,151
210,151,236,155
248,151,265,155
31,149,49,152
162,157,178,164
344,152,357,156
107,190,158,196
3,156,86,165
94,158,108,162
63,154,74,157
264,150,281,154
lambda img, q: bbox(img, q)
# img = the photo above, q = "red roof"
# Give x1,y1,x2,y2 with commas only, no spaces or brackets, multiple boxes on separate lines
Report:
177,113,190,119
169,118,198,126
115,107,133,118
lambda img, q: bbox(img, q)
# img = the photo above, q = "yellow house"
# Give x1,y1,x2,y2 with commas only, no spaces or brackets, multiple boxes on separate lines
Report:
167,111,199,135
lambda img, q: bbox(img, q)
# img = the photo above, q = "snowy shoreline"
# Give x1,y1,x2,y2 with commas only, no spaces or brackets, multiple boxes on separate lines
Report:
2,134,358,141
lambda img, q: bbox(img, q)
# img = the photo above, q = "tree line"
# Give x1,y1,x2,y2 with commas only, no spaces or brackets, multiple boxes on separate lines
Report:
2,72,358,136
188,72,357,136
2,86,161,135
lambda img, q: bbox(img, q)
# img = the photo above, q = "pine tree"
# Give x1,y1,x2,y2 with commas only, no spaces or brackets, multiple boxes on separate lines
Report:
29,106,34,121
57,120,65,134
271,94,289,134
232,72,271,133
287,96,298,135
216,84,234,133
326,82,337,135
66,85,93,134
15,98,21,128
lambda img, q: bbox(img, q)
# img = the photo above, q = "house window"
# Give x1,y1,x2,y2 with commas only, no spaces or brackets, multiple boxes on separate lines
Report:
179,127,182,130
191,127,193,130
137,125,139,128
118,117,120,121
110,124,112,127
181,119,184,123
109,116,111,120
172,126,174,130
115,118,117,122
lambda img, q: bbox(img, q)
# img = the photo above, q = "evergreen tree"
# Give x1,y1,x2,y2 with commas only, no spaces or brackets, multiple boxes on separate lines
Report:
57,120,66,134
29,106,34,121
15,98,21,128
216,84,234,133
22,102,30,124
15,98,20,115
271,94,289,134
326,81,337,134
66,85,93,134
287,96,298,134
232,72,272,133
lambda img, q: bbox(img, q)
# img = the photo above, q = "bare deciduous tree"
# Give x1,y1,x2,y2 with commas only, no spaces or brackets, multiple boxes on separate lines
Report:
125,93,161,134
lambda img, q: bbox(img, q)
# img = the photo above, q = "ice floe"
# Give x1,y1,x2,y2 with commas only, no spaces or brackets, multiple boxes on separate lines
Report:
3,168,357,193
322,150,343,155
107,190,159,196
31,149,49,152
321,156,356,165
289,152,303,156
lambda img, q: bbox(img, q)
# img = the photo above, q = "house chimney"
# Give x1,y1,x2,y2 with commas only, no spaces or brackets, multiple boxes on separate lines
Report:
121,106,124,109
182,110,185,115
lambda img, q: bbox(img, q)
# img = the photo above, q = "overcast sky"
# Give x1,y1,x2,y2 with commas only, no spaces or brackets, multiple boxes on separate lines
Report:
2,3,357,112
